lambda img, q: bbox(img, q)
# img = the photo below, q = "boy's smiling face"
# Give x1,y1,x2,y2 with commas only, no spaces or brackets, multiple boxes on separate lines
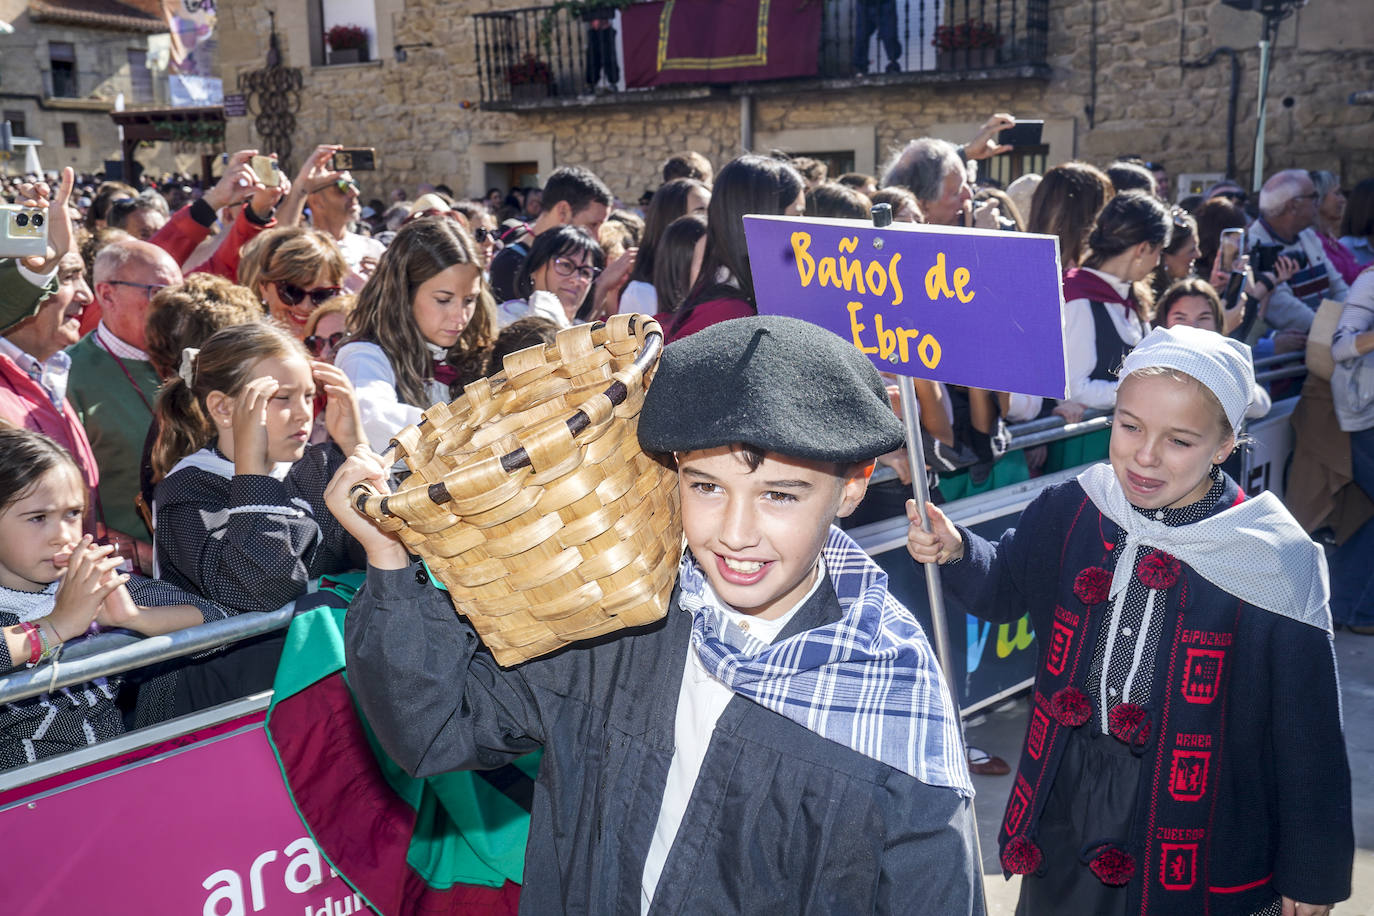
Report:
678,446,869,620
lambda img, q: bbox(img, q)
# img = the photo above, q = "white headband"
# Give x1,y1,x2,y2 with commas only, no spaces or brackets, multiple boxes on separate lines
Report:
177,347,200,387
1120,325,1254,435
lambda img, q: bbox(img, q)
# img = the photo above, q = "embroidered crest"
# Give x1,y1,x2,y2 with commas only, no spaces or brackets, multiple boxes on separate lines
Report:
1027,703,1051,760
1005,774,1033,836
1159,843,1197,891
1181,648,1225,705
1168,749,1211,802
1046,618,1074,676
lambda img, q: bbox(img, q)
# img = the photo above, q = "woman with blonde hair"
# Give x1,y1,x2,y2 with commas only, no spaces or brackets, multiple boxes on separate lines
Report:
238,226,348,338
336,217,497,451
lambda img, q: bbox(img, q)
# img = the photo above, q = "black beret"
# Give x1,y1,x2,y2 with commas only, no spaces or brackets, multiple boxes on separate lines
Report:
639,315,905,463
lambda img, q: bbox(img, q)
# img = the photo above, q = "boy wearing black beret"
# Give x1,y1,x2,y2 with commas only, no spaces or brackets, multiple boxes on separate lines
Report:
330,315,984,914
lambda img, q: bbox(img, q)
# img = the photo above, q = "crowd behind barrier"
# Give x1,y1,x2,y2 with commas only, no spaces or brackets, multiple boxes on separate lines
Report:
0,129,1367,788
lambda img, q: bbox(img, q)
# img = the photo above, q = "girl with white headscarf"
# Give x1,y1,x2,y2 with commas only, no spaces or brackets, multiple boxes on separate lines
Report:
909,325,1351,916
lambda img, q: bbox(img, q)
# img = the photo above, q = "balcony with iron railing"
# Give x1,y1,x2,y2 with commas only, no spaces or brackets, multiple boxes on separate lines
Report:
474,0,1049,110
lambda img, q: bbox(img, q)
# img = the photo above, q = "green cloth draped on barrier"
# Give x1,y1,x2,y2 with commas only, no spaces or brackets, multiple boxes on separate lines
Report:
265,574,531,913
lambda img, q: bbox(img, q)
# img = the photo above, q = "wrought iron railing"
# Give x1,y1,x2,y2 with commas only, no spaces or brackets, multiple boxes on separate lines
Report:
474,0,1049,107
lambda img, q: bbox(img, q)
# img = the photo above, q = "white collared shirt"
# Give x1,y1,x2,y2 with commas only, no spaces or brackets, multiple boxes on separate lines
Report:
1062,267,1146,409
640,559,827,913
94,321,149,362
0,335,71,408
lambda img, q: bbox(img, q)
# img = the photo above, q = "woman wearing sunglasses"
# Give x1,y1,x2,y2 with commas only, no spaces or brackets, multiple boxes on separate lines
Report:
496,225,604,329
302,294,355,364
237,226,348,339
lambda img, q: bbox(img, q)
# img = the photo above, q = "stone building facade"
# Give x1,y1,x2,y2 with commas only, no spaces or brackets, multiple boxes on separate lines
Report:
215,0,1374,205
0,0,187,175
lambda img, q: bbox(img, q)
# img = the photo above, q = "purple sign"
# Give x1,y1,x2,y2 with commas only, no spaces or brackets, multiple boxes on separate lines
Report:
743,215,1068,398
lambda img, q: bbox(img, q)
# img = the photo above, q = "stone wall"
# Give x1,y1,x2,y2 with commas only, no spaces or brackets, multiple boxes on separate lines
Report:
215,0,1374,204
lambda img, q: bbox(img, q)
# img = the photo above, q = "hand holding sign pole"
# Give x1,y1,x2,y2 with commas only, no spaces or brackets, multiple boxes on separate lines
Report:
743,208,1068,708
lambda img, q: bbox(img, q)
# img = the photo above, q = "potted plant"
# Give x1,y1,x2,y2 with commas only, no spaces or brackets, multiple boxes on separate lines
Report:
327,24,370,65
507,54,553,101
932,19,1002,70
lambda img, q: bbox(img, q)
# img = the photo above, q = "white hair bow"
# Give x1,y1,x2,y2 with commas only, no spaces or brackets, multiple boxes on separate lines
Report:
177,347,200,386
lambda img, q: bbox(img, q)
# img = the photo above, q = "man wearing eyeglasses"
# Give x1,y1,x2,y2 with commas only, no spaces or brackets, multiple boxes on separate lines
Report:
64,238,183,563
1249,168,1350,333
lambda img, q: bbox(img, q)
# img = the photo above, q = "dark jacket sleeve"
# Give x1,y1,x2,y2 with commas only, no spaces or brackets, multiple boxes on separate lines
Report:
1267,618,1354,905
876,787,985,914
156,471,321,613
939,483,1067,625
345,563,544,778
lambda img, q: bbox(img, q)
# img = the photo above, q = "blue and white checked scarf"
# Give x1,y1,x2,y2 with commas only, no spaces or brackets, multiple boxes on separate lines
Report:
680,526,974,798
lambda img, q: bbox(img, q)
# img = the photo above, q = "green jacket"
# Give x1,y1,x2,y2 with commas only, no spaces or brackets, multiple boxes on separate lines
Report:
65,333,160,538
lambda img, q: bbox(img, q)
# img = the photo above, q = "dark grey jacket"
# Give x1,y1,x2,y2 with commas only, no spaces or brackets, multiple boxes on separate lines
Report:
346,562,985,915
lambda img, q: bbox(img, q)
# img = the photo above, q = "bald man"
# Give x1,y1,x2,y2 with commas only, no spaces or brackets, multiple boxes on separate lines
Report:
1248,168,1350,332
67,238,183,550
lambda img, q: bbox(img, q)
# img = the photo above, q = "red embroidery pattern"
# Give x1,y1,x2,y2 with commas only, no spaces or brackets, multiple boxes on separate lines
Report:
1073,566,1112,605
1046,619,1074,676
1050,686,1091,727
1027,703,1051,760
1160,843,1198,891
1181,648,1225,705
1168,749,1211,802
1137,550,1181,590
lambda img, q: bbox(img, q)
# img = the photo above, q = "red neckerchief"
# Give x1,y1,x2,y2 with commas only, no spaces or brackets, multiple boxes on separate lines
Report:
1062,267,1134,309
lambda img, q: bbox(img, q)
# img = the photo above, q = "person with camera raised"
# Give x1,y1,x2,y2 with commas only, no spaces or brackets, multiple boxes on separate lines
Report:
1247,169,1350,333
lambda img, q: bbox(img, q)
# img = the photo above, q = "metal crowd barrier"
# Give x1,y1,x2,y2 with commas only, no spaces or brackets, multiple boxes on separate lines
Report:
0,602,296,706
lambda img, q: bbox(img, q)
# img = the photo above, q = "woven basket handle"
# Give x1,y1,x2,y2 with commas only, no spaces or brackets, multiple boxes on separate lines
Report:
349,322,664,523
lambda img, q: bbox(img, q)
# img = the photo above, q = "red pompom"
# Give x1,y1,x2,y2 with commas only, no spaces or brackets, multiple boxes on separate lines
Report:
1001,835,1043,875
1136,550,1181,591
1050,686,1091,727
1073,567,1112,605
1088,846,1136,886
1108,702,1151,749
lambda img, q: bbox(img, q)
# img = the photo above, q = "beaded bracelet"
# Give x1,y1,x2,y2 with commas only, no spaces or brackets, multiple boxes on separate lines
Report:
34,620,54,663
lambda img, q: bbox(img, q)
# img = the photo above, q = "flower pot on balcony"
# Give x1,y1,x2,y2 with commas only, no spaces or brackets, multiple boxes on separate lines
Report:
329,47,368,65
510,82,551,102
937,47,998,71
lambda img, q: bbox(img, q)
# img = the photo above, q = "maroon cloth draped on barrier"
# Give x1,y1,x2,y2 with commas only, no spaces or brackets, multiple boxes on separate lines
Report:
623,0,822,87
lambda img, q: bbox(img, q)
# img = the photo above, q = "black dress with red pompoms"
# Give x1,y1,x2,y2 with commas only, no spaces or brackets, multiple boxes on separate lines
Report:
939,467,1351,915
1016,470,1229,916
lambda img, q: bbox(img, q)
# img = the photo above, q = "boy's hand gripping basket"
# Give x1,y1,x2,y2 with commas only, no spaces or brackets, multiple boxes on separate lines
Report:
349,315,681,667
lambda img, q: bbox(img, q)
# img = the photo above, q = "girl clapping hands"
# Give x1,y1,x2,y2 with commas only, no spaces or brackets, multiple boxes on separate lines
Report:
0,429,223,766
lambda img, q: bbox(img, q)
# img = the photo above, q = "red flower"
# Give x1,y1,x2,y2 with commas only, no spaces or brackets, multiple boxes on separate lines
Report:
1050,686,1091,727
1108,703,1151,749
1001,835,1043,875
1088,846,1135,886
1136,550,1181,591
1073,567,1112,605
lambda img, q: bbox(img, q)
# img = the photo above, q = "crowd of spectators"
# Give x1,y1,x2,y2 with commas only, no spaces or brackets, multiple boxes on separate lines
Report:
0,120,1368,771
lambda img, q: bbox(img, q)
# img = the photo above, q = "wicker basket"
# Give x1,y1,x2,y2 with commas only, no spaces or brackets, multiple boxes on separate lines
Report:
350,314,681,666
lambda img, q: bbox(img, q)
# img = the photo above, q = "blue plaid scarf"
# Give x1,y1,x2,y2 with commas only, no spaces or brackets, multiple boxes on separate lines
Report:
681,526,974,798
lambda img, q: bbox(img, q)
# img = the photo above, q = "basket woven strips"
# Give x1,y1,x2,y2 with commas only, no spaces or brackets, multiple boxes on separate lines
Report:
350,314,681,666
